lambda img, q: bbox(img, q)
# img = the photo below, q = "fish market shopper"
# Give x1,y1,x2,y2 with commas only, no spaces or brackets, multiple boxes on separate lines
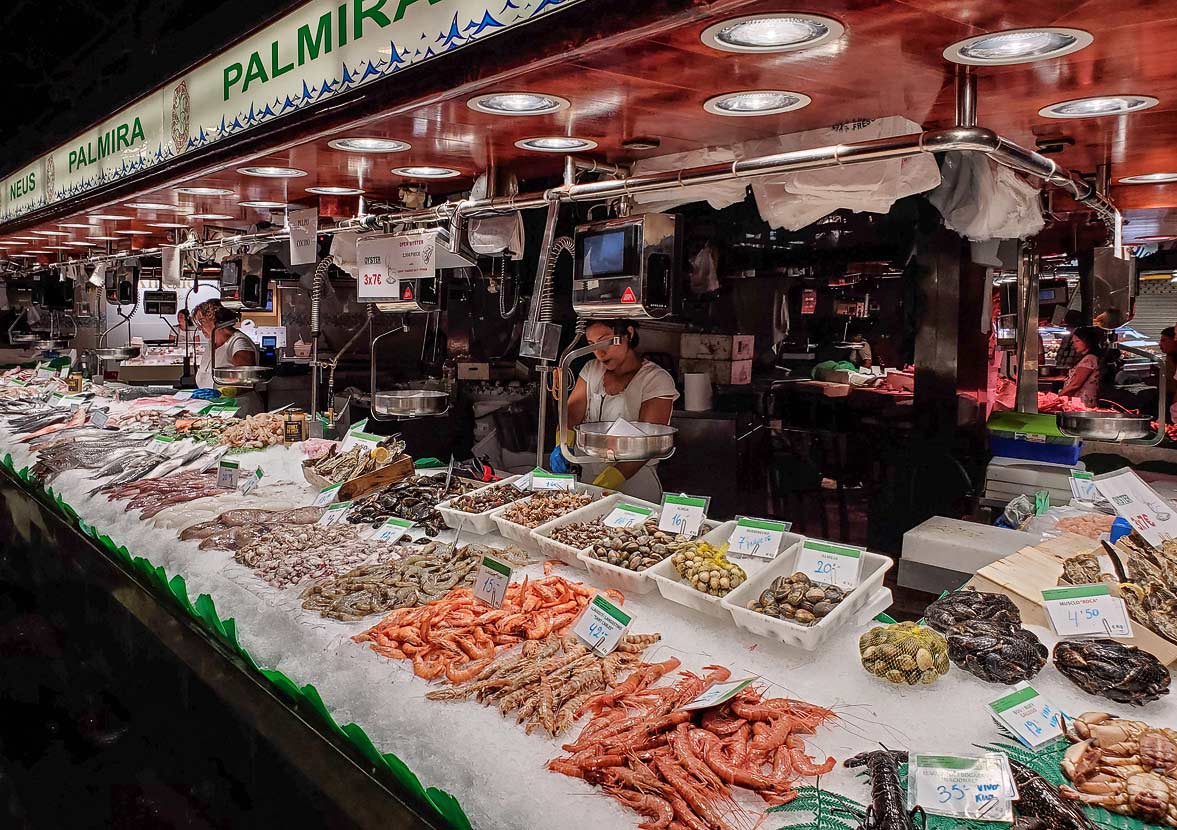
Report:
550,319,677,501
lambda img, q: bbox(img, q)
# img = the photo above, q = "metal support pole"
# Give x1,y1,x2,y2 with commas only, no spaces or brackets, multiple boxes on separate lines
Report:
1015,240,1041,414
955,66,977,127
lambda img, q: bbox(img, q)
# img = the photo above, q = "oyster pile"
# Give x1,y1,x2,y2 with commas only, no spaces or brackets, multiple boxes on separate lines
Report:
746,572,845,626
859,621,950,685
1053,639,1170,705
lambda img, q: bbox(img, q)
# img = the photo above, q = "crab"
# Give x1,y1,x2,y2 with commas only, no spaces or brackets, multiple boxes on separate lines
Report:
1062,771,1177,827
1064,713,1177,778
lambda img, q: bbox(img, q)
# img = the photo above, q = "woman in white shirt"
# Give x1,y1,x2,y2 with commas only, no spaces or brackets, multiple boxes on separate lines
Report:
553,319,678,501
193,300,259,391
1059,326,1104,409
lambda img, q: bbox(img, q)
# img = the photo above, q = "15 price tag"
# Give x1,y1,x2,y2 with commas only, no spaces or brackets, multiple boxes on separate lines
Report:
1042,584,1132,638
908,753,1017,822
472,555,513,608
794,540,863,591
658,494,709,538
987,684,1063,749
603,503,654,528
682,678,756,711
318,501,353,526
574,593,632,656
372,517,414,543
1070,470,1098,503
728,517,791,560
239,466,263,495
531,468,577,491
217,459,241,489
314,483,343,507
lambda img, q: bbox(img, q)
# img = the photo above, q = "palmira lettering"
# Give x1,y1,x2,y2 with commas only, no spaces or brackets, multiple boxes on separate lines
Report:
222,0,444,101
68,118,147,173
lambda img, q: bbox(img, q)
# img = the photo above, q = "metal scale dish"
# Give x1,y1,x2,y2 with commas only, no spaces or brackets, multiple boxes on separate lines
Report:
34,339,71,351
372,389,449,418
576,421,677,462
9,333,39,345
1057,412,1155,442
93,345,141,361
213,366,274,387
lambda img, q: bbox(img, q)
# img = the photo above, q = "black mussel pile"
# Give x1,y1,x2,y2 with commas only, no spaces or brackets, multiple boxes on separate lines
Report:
1053,639,1170,705
924,589,1046,684
347,474,478,537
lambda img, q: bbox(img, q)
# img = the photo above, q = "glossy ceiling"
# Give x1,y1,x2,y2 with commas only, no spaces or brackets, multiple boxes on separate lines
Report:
4,0,1177,261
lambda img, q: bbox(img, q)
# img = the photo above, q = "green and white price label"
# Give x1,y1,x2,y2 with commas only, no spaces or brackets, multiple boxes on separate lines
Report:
149,434,177,454
603,503,654,529
89,409,109,429
58,365,71,379
728,516,792,560
794,540,863,591
1042,584,1132,638
208,405,239,419
217,459,241,489
372,517,414,544
35,364,53,380
574,593,632,656
1069,470,1098,502
174,390,194,401
318,500,353,526
340,429,382,453
908,752,1017,822
682,678,756,711
239,466,263,495
658,494,709,538
473,555,513,608
987,684,1063,749
531,467,577,491
313,483,343,507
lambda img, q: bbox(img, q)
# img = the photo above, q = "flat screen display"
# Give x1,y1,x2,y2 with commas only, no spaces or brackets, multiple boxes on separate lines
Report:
581,229,628,278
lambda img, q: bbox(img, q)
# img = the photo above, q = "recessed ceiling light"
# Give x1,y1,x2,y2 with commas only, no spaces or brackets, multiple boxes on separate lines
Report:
239,200,287,209
1120,173,1177,184
191,213,235,220
515,137,599,152
88,236,119,241
25,250,51,254
238,166,307,178
8,253,34,258
700,13,844,53
65,241,96,246
945,28,1093,65
8,236,39,241
305,185,365,195
174,186,235,195
1136,235,1177,241
126,202,180,210
88,213,130,220
328,137,411,153
32,230,70,237
703,89,811,116
115,230,152,236
58,223,92,229
391,166,461,179
46,245,71,250
148,222,190,228
1039,95,1158,118
467,92,569,115
1,241,25,246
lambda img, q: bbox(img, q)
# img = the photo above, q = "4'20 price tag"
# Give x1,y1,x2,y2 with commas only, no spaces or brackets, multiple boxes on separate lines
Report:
727,517,791,560
574,593,632,656
1042,584,1132,638
987,684,1063,749
793,540,863,591
472,555,512,608
603,503,654,528
908,753,1017,823
658,494,709,538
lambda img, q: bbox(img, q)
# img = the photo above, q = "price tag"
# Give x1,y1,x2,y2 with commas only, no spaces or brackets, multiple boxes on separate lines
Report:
35,365,53,380
728,517,791,560
217,459,241,489
513,474,533,491
1094,469,1177,547
239,466,263,495
174,390,194,401
603,503,654,528
318,501,353,526
472,555,513,608
573,593,632,656
314,483,343,507
682,678,756,711
794,540,863,591
658,494,709,538
531,467,577,491
89,409,110,428
909,753,1017,822
372,517,414,543
988,685,1063,749
356,234,402,302
208,406,239,419
1042,584,1132,638
198,450,225,474
1070,470,1099,502
149,434,176,454
58,365,71,379
340,429,382,453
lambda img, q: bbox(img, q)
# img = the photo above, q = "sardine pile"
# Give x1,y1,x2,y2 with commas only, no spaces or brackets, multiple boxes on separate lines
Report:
235,522,400,589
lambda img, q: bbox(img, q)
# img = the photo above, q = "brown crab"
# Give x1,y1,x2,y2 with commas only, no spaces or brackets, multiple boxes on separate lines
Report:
1064,712,1177,778
1062,771,1177,827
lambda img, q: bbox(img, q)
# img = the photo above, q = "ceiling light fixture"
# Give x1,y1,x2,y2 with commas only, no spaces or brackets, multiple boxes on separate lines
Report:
25,250,51,254
65,241,96,246
1120,173,1177,184
8,236,39,241
945,28,1093,65
190,213,235,220
46,245,71,250
391,166,461,179
467,92,570,115
1136,235,1177,242
32,230,70,236
88,213,130,220
328,137,411,153
239,200,287,209
115,230,152,236
89,236,119,241
305,185,365,195
1,241,25,246
148,222,190,228
703,89,811,116
700,12,844,53
238,166,308,178
1039,95,1158,118
515,137,598,152
8,254,34,258
126,202,180,210
174,186,235,195
57,223,92,229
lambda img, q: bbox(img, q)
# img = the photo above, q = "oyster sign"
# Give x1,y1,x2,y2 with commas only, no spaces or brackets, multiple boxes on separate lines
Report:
0,0,586,224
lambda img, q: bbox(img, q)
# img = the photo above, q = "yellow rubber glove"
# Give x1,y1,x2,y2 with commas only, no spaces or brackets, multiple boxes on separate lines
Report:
554,428,576,447
592,465,627,492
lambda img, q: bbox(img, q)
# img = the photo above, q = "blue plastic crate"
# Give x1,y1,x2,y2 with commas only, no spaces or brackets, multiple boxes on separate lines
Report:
989,435,1082,465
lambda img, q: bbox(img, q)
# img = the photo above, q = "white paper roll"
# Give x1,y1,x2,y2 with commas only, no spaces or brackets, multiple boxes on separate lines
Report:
683,372,713,412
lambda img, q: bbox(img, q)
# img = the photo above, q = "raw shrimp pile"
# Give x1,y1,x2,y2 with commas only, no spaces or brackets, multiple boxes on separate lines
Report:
426,632,662,737
550,668,837,830
355,574,619,680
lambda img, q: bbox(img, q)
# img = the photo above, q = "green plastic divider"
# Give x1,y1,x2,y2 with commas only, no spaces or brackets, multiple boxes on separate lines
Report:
874,612,898,624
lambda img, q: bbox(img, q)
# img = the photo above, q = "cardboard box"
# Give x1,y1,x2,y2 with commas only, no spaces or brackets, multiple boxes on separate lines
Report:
457,362,490,380
680,333,755,361
680,357,753,385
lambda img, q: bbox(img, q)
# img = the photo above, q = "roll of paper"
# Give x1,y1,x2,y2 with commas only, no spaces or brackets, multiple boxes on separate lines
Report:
683,372,712,412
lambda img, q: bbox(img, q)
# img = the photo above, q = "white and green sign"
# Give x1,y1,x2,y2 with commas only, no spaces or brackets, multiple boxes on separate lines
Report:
1041,584,1132,638
794,540,863,591
727,516,790,560
657,493,709,538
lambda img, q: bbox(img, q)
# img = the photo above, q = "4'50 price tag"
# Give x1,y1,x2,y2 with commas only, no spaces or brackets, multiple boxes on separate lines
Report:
658,494,709,538
727,517,791,560
603,503,654,528
217,460,241,489
472,555,513,608
1042,584,1132,638
794,540,863,591
987,684,1064,749
908,753,1017,822
574,593,632,656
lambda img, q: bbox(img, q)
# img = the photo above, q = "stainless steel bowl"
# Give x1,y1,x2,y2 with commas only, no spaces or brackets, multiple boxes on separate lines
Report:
94,346,141,361
34,339,70,351
9,333,39,344
576,421,677,461
1057,412,1154,441
213,365,274,386
373,389,449,417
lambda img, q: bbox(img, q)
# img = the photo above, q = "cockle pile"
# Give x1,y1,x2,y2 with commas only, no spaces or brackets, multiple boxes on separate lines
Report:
550,667,837,830
426,632,663,737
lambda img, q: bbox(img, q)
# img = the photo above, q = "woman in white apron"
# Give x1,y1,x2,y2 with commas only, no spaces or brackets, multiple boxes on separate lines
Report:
553,320,678,502
193,301,261,413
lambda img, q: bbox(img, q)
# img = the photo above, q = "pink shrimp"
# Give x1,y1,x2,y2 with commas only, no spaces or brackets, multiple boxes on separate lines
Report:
786,734,835,776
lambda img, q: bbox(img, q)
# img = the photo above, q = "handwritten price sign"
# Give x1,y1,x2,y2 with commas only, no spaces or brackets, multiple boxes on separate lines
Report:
657,494,709,539
909,753,1017,822
987,685,1063,749
472,555,512,608
1042,584,1132,638
793,540,863,591
573,594,632,656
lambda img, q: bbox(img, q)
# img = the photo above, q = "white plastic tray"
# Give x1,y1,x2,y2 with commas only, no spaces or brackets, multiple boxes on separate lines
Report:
435,475,526,535
532,494,660,569
490,483,604,551
721,541,893,651
646,519,758,619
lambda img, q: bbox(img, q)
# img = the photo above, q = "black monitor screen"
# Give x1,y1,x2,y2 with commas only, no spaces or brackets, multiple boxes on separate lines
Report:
581,229,628,278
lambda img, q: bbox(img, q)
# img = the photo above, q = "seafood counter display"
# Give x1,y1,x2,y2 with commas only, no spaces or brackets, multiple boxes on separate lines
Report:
2,377,1177,830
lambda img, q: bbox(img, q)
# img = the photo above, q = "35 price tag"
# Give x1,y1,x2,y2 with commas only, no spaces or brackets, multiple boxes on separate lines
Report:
987,684,1064,749
472,555,513,608
658,494,709,538
728,517,791,560
372,517,414,543
909,753,1017,822
1069,470,1098,503
1042,584,1132,638
794,540,863,591
239,466,263,495
574,593,632,656
682,678,756,711
603,503,654,528
217,459,241,489
318,501,353,526
531,468,577,491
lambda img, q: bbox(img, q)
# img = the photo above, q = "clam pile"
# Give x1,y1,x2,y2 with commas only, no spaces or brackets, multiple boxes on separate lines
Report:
500,491,595,528
746,572,845,626
671,541,746,597
859,621,950,685
448,482,528,514
580,520,681,571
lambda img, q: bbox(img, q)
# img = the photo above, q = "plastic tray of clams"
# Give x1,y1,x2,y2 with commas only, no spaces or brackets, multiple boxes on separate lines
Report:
488,481,607,550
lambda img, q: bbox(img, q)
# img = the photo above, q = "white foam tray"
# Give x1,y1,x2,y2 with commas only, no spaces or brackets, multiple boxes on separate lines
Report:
646,519,765,619
532,494,660,569
435,475,526,535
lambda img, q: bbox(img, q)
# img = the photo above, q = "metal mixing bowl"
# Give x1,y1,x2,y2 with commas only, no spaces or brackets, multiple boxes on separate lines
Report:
373,389,449,417
94,346,141,360
1057,412,1154,441
213,365,274,386
576,421,677,461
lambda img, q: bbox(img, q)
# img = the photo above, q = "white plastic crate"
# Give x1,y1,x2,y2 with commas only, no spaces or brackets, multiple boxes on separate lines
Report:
532,494,660,569
435,475,526,535
643,519,743,619
490,483,605,551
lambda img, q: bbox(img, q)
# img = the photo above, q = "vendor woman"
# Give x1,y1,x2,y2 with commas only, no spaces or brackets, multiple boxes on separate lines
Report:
1059,325,1105,408
193,300,260,407
551,320,678,501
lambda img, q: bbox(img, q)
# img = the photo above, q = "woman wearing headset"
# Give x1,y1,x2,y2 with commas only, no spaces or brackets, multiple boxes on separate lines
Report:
550,319,678,501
